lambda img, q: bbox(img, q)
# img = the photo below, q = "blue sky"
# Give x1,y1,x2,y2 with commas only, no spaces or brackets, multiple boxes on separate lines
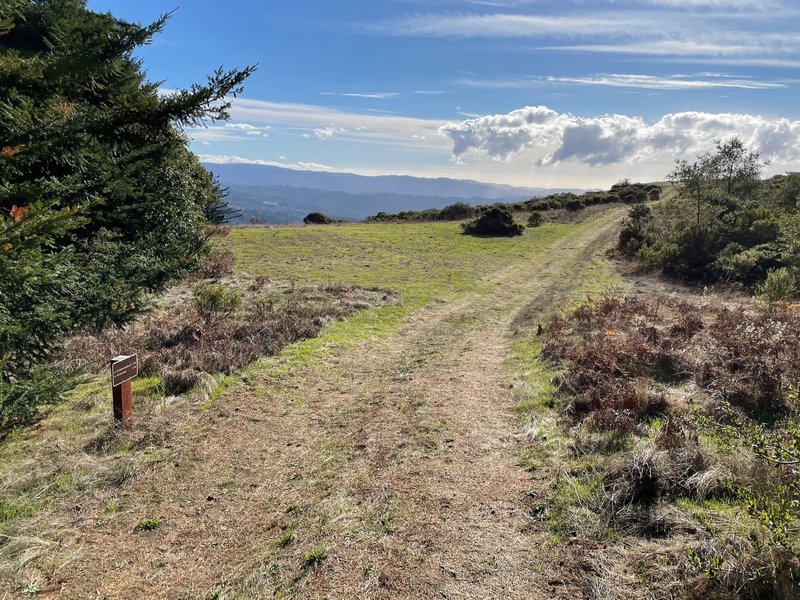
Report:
87,0,800,187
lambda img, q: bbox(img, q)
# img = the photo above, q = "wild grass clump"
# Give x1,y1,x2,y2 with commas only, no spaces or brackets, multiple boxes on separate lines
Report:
197,248,236,279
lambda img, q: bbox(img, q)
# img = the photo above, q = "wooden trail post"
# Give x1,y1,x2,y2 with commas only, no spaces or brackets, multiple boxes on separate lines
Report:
111,354,138,426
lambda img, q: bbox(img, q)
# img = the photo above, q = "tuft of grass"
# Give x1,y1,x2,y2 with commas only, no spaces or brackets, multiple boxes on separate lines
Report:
303,547,327,568
136,517,161,531
0,498,38,526
274,526,296,548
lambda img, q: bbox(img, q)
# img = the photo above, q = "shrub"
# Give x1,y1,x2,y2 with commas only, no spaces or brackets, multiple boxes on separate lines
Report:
527,212,544,228
192,283,242,327
618,204,653,257
758,268,798,302
0,367,75,435
137,517,161,531
565,198,586,212
461,207,524,237
437,202,476,221
303,212,336,225
59,280,398,380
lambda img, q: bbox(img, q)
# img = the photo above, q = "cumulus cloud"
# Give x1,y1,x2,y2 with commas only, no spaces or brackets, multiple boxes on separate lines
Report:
439,106,800,167
225,122,258,130
313,126,344,140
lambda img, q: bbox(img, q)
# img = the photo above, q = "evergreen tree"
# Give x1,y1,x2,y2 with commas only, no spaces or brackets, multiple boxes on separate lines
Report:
0,0,254,430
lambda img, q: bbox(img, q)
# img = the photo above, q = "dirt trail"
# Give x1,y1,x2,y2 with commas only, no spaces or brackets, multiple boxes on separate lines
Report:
51,210,623,599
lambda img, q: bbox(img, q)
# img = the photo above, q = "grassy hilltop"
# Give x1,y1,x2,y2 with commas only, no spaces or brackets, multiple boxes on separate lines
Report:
2,199,799,598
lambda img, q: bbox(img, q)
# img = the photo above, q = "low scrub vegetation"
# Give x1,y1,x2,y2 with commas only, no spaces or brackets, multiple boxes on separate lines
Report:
366,202,476,223
538,295,800,598
619,138,800,298
528,181,659,212
58,276,397,389
527,212,544,228
365,183,658,224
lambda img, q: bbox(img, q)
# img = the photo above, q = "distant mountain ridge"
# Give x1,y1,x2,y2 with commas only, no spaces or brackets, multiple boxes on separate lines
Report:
202,162,585,224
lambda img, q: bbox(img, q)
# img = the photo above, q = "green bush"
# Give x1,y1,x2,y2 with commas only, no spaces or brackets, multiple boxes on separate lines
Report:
618,204,652,256
715,243,782,284
303,212,335,225
565,198,585,212
192,283,242,327
527,212,544,228
461,207,524,237
758,268,798,302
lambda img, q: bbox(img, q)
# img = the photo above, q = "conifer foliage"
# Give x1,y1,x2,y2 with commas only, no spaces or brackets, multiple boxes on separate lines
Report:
0,0,254,430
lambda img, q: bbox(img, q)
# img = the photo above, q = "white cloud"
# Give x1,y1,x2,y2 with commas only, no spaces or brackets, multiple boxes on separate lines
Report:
543,74,785,90
219,97,451,152
370,12,659,38
225,122,258,130
367,9,799,65
320,91,398,99
198,154,338,172
313,126,343,140
189,98,800,189
440,106,800,167
635,0,783,7
454,73,787,90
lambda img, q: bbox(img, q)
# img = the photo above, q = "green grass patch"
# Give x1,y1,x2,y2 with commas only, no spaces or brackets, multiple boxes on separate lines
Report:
230,215,622,380
0,498,38,526
677,498,742,535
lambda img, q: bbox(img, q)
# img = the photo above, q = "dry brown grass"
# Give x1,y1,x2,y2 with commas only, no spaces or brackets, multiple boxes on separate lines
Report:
538,292,800,598
58,277,397,383
542,296,800,427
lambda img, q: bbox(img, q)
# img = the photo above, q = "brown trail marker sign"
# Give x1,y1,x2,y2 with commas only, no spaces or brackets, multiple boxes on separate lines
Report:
111,354,138,426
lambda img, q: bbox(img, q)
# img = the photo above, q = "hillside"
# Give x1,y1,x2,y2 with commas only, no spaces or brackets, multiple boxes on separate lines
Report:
3,203,799,598
204,163,584,223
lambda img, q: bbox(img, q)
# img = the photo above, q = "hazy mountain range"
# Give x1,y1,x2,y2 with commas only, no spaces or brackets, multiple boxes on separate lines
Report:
203,163,584,224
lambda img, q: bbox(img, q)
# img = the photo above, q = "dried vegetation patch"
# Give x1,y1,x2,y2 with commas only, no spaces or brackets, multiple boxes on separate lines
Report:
59,276,397,383
535,295,800,598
